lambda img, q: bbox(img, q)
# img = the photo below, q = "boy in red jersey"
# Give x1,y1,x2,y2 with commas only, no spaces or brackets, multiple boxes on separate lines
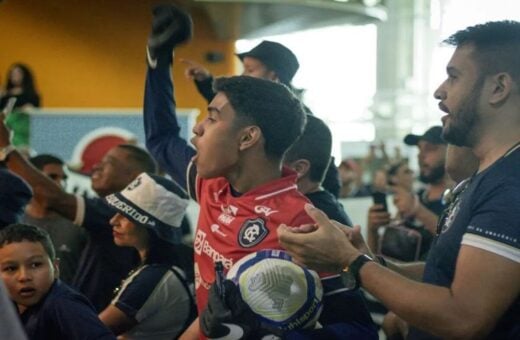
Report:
144,5,376,339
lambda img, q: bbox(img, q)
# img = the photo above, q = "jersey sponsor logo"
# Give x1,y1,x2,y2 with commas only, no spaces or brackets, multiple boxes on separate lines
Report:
218,204,238,225
254,205,278,217
194,229,233,269
221,204,239,216
210,224,227,237
218,213,235,225
238,218,269,248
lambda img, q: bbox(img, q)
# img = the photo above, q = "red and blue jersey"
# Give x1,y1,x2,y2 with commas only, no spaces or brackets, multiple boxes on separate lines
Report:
191,167,313,312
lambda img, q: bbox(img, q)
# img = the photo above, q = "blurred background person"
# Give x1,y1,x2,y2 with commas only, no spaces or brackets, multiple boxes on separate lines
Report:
21,154,87,285
386,160,414,191
338,159,370,198
0,63,41,148
0,163,32,229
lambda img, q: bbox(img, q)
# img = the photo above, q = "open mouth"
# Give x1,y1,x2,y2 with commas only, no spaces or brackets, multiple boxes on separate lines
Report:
438,102,450,114
19,287,36,298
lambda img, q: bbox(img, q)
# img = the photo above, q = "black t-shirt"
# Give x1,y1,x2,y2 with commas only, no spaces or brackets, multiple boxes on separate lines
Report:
72,197,138,311
306,189,353,226
0,91,40,110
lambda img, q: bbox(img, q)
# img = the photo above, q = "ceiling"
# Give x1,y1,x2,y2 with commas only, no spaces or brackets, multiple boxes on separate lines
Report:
183,0,387,40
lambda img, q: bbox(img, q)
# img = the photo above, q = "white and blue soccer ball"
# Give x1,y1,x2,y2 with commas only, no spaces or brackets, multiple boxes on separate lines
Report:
226,249,323,331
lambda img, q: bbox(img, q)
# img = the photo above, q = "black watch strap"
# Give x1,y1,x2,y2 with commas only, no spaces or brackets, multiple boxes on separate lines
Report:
343,254,373,290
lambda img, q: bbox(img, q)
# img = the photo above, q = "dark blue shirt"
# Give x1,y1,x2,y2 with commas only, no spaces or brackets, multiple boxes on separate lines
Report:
20,280,115,340
408,147,520,339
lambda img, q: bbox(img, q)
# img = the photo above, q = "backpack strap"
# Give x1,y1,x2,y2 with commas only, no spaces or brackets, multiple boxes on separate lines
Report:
169,266,197,338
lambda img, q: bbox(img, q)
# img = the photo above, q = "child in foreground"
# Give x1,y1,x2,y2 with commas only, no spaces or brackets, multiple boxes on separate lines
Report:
0,223,115,340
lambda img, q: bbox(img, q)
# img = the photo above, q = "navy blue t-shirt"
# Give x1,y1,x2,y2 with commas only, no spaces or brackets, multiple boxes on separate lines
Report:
72,197,138,311
408,147,520,340
21,280,115,340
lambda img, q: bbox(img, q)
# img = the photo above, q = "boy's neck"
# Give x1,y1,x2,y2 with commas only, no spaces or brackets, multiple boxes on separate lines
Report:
228,158,283,194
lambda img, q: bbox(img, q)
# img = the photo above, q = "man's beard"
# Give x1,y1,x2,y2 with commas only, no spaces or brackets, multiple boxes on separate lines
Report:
419,162,446,184
442,79,483,147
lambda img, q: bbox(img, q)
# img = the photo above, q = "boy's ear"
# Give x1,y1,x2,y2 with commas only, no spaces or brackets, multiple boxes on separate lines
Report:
238,126,262,151
288,159,310,179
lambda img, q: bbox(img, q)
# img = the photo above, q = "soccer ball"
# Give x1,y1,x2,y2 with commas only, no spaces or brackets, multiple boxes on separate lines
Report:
226,249,323,331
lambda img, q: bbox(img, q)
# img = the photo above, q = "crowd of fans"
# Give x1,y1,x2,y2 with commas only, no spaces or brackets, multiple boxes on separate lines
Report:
0,7,518,340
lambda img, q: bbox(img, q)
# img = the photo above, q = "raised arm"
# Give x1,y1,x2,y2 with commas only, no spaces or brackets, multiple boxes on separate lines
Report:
181,58,216,103
143,5,196,191
0,114,77,220
143,59,195,190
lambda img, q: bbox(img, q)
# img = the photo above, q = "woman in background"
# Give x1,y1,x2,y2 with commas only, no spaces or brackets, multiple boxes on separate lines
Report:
98,172,196,340
0,63,41,148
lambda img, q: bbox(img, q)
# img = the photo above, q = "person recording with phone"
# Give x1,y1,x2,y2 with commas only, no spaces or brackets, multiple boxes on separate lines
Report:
366,126,453,262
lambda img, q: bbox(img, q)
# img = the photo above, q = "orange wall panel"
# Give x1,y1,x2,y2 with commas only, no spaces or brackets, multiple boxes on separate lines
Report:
0,0,236,117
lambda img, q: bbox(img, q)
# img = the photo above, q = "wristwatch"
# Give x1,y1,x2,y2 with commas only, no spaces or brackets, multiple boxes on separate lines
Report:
0,145,15,162
340,254,374,290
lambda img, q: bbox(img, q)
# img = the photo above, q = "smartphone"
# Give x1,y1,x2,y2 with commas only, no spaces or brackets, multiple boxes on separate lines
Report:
371,191,388,211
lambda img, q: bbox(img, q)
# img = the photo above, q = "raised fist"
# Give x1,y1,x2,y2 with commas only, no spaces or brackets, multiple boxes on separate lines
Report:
147,4,193,67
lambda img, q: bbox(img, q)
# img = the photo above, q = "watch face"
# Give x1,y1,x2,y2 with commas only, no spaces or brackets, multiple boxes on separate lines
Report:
340,270,357,290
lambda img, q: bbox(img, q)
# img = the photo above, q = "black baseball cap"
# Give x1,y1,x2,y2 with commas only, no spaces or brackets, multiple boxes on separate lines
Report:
403,126,446,146
236,40,299,86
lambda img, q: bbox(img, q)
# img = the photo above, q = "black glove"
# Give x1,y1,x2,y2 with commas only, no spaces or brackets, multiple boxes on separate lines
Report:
147,4,193,67
200,280,281,340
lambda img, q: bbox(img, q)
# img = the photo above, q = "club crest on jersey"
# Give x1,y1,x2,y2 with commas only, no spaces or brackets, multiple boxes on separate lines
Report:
238,218,268,248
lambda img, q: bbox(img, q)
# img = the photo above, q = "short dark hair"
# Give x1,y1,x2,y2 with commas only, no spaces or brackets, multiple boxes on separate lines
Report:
117,144,157,174
213,76,306,160
29,154,64,170
444,20,520,84
284,115,332,183
0,223,56,261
